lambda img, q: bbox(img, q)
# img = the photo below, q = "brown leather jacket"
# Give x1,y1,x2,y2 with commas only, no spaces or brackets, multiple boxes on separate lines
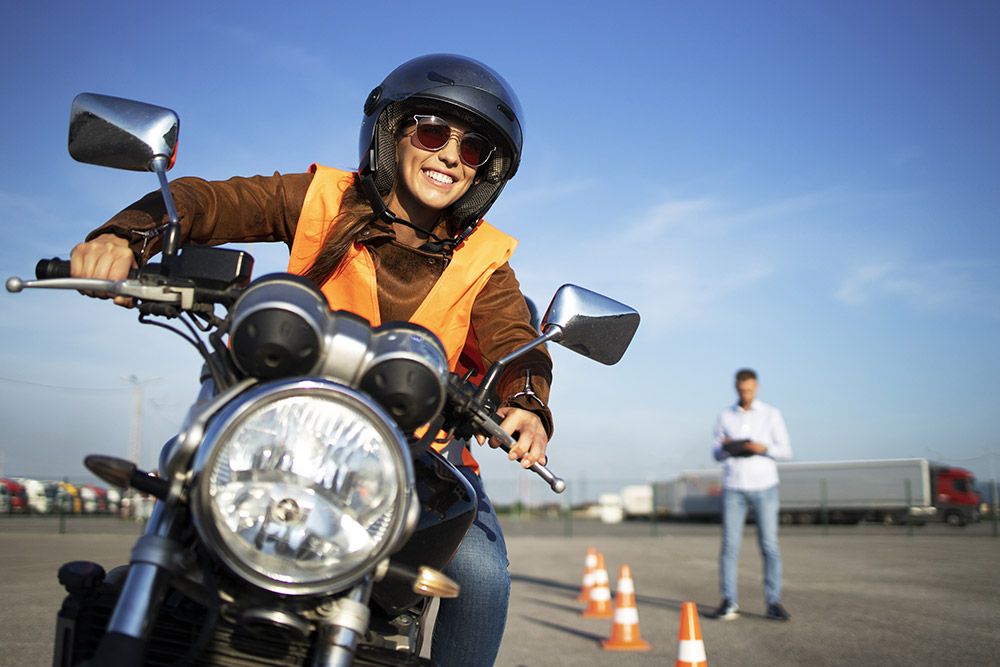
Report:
87,171,553,435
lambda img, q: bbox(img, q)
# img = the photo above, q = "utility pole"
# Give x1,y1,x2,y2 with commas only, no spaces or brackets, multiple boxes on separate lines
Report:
124,375,160,469
123,375,159,520
127,375,143,468
991,448,998,538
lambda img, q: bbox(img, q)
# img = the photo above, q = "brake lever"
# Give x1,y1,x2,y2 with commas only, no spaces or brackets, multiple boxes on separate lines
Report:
477,413,566,494
497,440,567,494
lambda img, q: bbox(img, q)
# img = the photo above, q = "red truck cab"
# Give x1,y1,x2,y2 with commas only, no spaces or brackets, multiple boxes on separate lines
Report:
933,466,981,526
1,478,26,513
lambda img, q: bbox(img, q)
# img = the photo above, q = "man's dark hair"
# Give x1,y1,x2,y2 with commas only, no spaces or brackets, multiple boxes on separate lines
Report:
735,368,757,382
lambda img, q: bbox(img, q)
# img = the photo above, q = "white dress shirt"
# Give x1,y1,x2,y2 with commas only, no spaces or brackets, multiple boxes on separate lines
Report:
713,399,792,491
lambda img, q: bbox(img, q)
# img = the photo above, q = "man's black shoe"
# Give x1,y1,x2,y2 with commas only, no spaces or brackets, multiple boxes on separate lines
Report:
766,602,791,621
710,599,739,620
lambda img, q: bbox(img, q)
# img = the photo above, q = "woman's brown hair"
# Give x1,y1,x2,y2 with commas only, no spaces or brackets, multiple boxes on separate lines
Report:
302,176,379,287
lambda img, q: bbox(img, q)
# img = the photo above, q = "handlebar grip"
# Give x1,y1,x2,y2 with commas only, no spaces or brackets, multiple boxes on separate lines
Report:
35,258,72,279
34,258,140,282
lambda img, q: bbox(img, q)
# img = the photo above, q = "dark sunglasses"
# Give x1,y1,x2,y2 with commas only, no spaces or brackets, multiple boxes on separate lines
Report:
410,115,495,168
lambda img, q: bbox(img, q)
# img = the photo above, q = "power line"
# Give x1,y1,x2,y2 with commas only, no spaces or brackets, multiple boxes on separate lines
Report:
0,374,130,392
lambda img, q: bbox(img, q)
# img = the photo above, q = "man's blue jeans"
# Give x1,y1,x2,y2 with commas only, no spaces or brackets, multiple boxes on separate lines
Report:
719,485,782,605
431,466,510,667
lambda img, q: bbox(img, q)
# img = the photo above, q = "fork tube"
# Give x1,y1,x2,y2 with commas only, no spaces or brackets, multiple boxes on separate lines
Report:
313,579,373,667
92,501,185,665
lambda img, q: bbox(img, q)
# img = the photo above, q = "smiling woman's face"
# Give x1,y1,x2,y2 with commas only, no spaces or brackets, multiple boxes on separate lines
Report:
384,114,479,226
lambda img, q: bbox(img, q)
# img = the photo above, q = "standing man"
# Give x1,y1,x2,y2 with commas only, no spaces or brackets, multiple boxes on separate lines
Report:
710,368,792,621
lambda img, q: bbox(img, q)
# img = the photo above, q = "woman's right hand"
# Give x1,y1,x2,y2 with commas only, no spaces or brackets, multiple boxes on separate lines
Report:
70,234,137,307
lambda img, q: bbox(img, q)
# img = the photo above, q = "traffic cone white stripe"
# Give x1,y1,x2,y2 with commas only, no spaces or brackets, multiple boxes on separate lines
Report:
678,639,707,663
613,606,639,625
591,587,611,602
617,578,635,594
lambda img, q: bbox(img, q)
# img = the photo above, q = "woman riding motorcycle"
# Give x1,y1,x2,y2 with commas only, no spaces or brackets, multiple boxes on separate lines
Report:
70,53,552,667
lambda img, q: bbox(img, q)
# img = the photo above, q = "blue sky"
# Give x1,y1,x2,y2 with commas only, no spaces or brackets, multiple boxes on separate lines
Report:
2,1,998,504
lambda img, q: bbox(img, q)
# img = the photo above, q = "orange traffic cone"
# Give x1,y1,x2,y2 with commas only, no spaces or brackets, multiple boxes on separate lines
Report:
576,546,598,601
581,553,613,618
676,602,707,666
601,565,651,650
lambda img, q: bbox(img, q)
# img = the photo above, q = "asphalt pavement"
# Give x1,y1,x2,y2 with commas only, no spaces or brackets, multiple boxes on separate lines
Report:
497,519,999,666
1,516,997,666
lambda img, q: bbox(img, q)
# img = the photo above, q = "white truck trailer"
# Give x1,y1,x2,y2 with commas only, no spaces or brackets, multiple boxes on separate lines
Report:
651,469,723,521
649,458,981,526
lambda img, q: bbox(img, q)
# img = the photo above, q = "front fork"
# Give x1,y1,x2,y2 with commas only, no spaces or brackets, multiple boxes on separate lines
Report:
89,504,383,667
314,578,373,667
91,500,186,666
87,500,388,667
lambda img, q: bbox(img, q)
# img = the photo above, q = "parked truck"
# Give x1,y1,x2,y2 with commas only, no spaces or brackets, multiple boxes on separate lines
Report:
620,484,654,519
649,458,981,526
652,469,724,521
0,478,26,513
13,477,50,514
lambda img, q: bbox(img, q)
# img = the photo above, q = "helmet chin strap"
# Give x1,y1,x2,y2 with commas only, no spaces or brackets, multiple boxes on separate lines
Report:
359,171,478,253
390,215,455,253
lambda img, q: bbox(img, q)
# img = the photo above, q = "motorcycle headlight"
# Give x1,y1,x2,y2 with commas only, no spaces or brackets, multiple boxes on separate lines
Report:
191,379,415,596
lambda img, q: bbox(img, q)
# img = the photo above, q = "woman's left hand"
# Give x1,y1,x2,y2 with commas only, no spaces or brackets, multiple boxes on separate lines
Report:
477,407,548,468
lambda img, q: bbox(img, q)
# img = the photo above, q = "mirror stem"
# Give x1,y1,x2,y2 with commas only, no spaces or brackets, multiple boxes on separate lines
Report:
473,325,563,405
152,156,181,263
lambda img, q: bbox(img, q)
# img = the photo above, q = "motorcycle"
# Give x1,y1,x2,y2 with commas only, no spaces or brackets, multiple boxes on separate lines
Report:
7,93,639,666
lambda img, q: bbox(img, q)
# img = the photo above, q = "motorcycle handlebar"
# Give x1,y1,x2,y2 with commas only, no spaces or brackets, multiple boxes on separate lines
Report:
21,257,565,494
12,255,243,310
35,257,72,279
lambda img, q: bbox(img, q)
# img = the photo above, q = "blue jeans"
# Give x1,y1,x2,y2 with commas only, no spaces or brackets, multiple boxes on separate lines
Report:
719,485,782,605
431,466,510,667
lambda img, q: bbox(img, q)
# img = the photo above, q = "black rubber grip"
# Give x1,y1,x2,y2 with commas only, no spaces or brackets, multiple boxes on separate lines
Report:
36,258,72,279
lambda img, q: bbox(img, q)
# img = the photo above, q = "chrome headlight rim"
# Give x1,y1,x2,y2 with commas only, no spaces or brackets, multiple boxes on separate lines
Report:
190,378,415,596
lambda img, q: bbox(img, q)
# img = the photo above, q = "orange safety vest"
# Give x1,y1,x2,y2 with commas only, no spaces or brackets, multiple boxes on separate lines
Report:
287,165,519,470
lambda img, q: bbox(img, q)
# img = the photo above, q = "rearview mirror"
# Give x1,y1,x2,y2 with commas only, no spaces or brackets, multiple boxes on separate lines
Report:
541,284,640,365
68,93,179,172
